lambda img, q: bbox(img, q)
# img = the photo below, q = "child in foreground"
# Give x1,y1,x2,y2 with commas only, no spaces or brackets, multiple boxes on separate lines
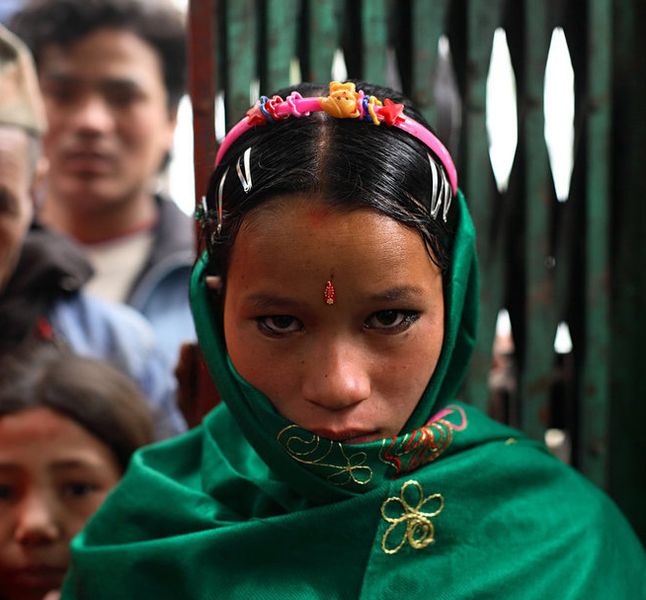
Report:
0,344,153,600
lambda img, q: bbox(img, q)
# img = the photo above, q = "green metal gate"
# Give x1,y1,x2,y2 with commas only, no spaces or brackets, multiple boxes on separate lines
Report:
188,0,646,542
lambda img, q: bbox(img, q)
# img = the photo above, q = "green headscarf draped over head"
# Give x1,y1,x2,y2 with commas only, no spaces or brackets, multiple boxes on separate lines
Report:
190,190,478,503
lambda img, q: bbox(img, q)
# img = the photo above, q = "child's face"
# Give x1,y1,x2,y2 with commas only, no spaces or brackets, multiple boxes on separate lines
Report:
223,198,444,443
0,407,121,600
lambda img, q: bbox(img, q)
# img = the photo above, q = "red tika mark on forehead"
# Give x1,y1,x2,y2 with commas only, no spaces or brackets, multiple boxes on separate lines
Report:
324,280,336,305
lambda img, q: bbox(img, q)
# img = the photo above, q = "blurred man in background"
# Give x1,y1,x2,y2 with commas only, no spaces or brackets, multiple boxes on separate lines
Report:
11,0,195,367
0,22,185,439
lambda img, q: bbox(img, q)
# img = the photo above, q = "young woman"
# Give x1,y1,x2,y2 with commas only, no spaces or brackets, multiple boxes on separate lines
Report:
0,344,154,600
60,82,644,598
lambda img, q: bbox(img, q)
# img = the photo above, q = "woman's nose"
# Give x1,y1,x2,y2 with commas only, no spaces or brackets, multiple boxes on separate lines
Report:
14,491,61,546
301,340,371,410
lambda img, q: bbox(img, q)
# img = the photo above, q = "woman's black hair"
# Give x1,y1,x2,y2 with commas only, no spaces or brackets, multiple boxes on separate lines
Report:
0,343,154,472
202,81,457,297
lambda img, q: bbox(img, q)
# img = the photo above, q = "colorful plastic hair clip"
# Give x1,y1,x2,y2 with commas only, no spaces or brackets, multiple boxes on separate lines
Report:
216,81,457,195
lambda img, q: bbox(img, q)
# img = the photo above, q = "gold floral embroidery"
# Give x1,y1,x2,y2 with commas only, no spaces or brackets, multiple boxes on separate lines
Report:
277,425,373,486
380,480,444,555
380,404,467,477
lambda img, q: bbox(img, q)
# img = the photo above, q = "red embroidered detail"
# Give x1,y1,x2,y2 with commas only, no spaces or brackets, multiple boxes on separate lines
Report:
324,280,336,305
380,405,467,477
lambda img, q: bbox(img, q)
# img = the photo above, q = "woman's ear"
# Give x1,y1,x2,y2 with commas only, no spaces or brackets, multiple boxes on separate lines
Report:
205,276,222,292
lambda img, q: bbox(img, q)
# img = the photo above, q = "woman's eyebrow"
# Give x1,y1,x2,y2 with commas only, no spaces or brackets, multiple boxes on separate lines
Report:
245,293,303,311
245,287,426,308
368,286,425,302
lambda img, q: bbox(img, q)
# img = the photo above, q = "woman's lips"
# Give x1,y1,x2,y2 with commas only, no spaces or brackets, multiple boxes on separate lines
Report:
310,428,381,445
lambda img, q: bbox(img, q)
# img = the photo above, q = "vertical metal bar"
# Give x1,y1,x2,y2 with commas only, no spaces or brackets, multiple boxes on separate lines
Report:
521,0,555,439
226,0,257,128
266,0,299,91
410,0,450,126
189,0,217,221
361,0,388,85
186,0,222,425
581,0,611,486
462,0,507,414
308,0,340,82
609,0,646,545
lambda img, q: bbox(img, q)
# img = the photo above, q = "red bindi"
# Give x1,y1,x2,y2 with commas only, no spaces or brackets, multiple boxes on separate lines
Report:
324,280,336,305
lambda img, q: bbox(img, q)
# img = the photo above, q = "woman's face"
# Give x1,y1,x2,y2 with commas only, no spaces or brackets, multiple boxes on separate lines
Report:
223,197,445,444
0,407,121,600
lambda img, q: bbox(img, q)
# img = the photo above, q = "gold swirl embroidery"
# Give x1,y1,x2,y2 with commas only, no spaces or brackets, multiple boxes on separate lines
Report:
277,425,373,486
380,480,444,555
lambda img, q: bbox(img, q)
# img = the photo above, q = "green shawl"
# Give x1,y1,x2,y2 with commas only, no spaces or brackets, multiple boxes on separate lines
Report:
62,193,645,599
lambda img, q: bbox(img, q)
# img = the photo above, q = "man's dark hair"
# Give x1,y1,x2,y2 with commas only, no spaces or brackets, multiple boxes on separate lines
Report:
10,0,186,111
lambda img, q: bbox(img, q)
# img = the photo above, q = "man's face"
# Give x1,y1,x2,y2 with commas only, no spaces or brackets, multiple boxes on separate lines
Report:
38,28,177,216
0,127,33,292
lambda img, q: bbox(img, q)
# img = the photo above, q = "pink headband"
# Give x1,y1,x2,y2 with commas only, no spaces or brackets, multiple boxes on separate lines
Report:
215,81,458,195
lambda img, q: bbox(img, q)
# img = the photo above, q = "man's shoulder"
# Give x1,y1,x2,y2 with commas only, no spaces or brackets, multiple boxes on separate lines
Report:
50,292,157,356
49,292,187,439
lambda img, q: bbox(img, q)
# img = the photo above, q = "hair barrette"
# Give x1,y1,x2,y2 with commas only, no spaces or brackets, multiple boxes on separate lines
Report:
236,147,252,193
215,81,457,197
216,167,229,234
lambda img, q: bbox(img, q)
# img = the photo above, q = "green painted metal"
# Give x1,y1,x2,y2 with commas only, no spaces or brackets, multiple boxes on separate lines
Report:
609,0,646,544
188,0,645,542
361,0,387,85
410,0,451,126
266,0,299,91
307,0,340,82
581,0,612,486
520,0,555,439
461,0,507,414
226,0,257,128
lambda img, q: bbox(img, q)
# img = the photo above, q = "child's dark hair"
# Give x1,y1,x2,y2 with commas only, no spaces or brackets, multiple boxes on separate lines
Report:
10,0,186,111
202,81,457,298
0,343,154,471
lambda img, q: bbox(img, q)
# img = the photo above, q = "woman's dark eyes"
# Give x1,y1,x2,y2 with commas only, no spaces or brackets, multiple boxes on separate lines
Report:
256,310,420,336
365,310,420,332
256,315,302,335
